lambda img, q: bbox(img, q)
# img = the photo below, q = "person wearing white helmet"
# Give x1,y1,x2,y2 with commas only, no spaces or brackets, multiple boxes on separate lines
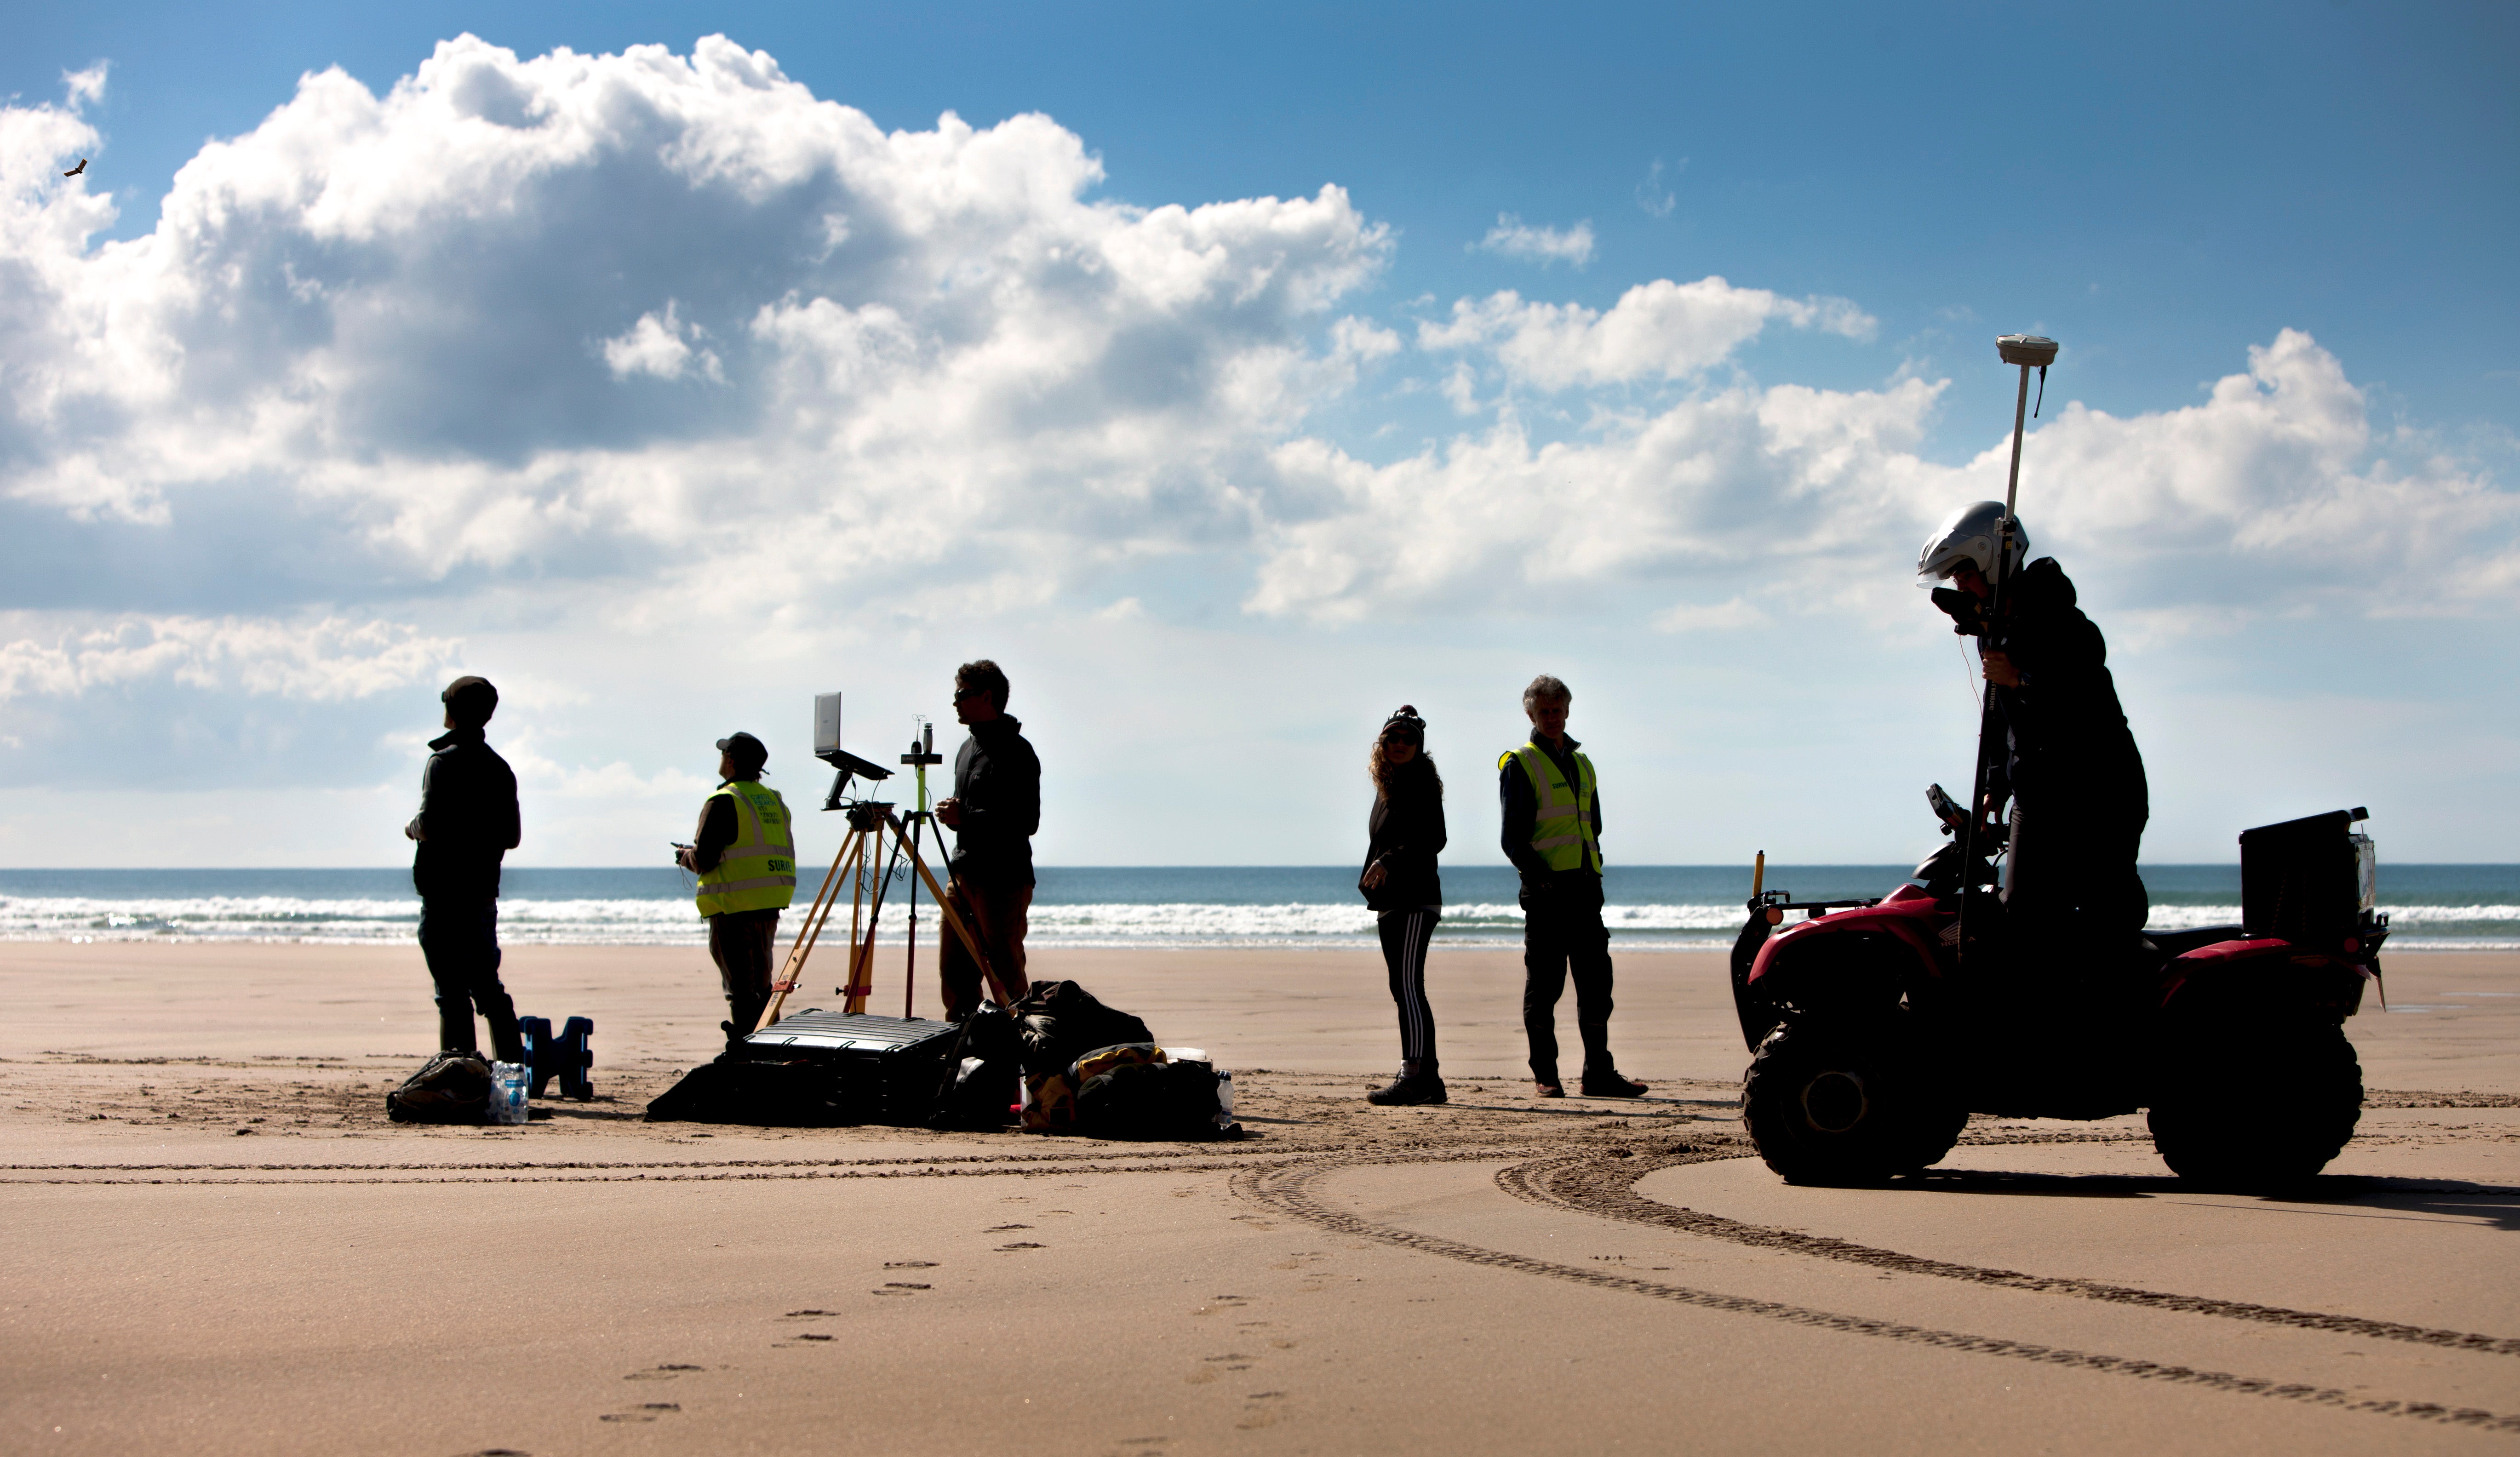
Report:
1918,502,2150,943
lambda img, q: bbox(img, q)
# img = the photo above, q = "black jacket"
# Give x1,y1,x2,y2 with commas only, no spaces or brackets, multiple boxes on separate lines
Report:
950,716,1041,889
1986,558,2147,813
410,730,520,900
1360,757,1446,913
1497,735,1602,883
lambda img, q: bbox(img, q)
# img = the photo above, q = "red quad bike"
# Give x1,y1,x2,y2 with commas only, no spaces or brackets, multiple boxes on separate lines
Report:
1727,800,2387,1191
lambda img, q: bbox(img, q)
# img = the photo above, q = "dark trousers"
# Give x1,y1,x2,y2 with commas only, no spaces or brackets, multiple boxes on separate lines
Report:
1377,909,1440,1066
1521,876,1615,1082
709,908,783,1042
939,878,1032,1021
418,897,521,1063
2003,790,2150,943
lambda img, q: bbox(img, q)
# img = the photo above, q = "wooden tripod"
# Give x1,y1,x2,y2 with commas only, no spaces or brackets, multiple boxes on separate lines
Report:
751,803,1017,1032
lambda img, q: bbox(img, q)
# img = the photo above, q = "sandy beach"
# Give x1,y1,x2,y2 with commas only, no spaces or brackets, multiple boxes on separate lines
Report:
4,939,2515,1455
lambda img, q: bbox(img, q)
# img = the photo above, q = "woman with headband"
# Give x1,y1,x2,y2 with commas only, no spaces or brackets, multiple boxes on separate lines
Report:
1358,705,1448,1105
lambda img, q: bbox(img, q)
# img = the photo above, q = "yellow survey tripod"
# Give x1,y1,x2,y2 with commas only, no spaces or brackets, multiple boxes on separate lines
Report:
751,722,1014,1032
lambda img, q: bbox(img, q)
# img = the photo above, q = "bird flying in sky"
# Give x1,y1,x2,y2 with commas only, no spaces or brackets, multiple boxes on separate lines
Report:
63,158,87,177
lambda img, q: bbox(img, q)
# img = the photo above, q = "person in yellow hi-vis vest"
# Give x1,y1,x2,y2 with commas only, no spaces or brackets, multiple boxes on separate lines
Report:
1498,675,1646,1100
676,731,795,1050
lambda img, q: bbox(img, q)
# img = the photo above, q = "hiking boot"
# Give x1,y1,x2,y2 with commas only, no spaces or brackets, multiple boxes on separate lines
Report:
1580,1069,1649,1098
1534,1080,1565,1098
1366,1071,1448,1107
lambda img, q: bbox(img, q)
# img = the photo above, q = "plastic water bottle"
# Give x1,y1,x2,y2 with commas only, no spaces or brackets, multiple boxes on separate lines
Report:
488,1062,529,1125
1212,1068,1235,1131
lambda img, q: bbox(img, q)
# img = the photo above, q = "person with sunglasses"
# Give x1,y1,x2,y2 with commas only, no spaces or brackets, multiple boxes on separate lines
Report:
933,659,1038,1018
1358,705,1448,1106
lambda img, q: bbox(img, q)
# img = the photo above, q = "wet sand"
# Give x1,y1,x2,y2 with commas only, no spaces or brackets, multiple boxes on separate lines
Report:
3,940,2514,1454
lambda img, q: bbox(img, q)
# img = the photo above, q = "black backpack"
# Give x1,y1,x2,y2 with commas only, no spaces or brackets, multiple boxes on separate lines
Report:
386,1052,493,1124
1012,980,1154,1079
930,1002,1023,1130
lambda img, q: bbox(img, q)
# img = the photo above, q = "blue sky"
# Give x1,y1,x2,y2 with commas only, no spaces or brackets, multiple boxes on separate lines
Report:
2,2,2514,868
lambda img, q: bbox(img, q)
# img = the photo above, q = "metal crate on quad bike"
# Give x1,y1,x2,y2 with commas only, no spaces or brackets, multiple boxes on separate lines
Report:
1727,801,2385,1191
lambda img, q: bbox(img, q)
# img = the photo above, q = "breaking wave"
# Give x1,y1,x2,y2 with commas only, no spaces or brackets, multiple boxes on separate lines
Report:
3,892,2512,949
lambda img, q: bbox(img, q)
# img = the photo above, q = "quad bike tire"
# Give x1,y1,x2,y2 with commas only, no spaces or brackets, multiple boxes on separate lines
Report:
2148,1017,2361,1191
1743,1023,1966,1186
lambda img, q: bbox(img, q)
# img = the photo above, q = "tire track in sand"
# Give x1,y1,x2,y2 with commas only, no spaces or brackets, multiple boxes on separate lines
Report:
1231,1149,2520,1435
1494,1140,2520,1358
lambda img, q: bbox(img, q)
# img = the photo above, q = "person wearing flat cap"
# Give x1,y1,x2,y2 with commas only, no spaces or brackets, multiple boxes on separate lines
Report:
404,675,524,1063
677,731,796,1048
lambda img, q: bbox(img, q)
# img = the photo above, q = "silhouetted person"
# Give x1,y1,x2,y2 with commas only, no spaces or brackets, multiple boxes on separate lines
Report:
404,676,523,1062
934,659,1037,1019
1360,705,1447,1106
1919,502,2149,942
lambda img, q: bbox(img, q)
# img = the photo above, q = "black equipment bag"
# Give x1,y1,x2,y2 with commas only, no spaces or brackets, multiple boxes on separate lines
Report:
647,1010,960,1126
930,1001,1022,1130
1073,1057,1227,1141
1012,980,1154,1079
386,1052,492,1124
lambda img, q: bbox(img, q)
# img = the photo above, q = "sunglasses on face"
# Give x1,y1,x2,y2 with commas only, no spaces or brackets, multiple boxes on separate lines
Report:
1383,729,1423,745
952,686,987,702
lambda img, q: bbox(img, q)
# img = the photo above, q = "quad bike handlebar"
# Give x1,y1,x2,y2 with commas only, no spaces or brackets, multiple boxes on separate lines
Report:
1745,888,1878,925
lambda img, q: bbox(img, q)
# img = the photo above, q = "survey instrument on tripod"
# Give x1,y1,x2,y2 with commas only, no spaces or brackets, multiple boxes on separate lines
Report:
752,693,1015,1032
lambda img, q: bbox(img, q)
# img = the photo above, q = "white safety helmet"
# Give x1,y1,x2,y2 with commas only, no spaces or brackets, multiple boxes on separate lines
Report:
1915,501,2029,584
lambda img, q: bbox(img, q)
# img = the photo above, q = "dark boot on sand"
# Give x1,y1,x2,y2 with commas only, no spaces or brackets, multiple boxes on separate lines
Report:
1367,1066,1447,1106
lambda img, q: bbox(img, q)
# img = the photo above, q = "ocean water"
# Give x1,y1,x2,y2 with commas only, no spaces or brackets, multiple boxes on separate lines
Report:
1,863,2512,949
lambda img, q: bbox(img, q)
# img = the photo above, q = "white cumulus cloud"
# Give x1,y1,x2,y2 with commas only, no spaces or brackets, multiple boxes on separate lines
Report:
1474,213,1594,268
0,34,1392,613
0,614,463,702
1419,276,1878,391
1247,332,2515,625
601,301,722,382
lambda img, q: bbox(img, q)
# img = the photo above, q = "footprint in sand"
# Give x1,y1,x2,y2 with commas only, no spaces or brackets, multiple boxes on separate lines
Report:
882,1260,937,1269
624,1364,705,1381
996,1241,1045,1251
598,1403,682,1423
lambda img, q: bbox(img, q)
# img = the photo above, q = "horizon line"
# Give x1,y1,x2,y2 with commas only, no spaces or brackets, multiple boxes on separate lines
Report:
8,862,2519,873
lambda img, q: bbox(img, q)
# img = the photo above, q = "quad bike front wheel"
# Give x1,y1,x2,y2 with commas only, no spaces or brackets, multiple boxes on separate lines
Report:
1743,1023,1965,1186
2148,1017,2362,1191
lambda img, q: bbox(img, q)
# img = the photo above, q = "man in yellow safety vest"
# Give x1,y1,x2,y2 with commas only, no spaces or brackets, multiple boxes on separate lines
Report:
676,731,796,1049
1498,675,1646,1099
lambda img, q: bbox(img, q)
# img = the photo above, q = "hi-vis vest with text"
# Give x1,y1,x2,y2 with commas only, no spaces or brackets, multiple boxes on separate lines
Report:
1500,742,1600,874
695,781,796,917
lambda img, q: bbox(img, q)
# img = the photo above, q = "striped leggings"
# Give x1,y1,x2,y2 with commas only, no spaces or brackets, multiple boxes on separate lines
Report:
1376,908,1440,1066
